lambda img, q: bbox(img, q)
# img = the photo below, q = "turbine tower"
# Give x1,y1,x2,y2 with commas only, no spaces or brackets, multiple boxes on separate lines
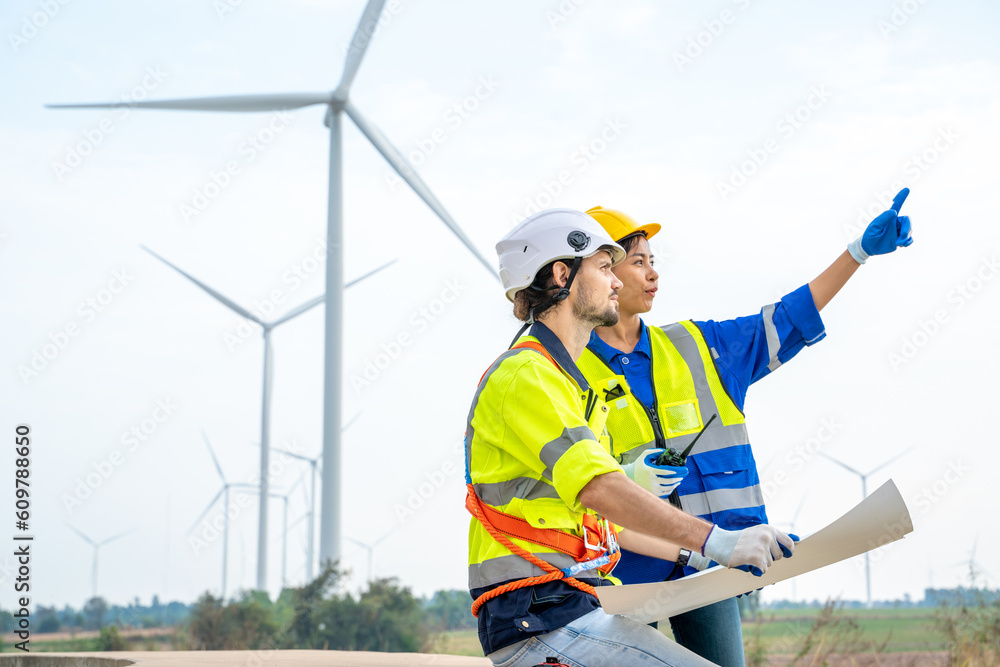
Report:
48,0,497,578
819,448,912,608
142,245,392,591
66,525,135,599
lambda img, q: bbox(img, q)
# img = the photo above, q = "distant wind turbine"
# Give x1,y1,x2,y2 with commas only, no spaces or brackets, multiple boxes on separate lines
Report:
66,524,135,599
187,429,256,602
48,0,499,578
775,492,808,602
346,525,401,584
143,244,392,591
952,534,991,587
819,448,912,608
256,412,360,582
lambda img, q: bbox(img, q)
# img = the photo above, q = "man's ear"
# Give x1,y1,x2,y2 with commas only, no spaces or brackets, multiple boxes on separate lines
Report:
551,260,570,288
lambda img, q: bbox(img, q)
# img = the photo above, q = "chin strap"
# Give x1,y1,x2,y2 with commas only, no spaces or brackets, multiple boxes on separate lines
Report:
508,257,583,348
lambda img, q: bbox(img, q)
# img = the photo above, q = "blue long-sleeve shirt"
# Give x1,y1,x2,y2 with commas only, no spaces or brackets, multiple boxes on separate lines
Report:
588,283,826,418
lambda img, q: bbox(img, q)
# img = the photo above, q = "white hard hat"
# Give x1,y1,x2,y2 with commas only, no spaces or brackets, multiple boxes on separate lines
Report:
496,208,626,302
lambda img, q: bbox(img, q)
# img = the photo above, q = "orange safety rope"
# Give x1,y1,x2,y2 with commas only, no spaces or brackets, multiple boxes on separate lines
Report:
468,338,618,617
467,484,600,618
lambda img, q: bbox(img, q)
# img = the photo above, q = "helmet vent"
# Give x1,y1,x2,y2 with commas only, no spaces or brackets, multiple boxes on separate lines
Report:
567,231,590,252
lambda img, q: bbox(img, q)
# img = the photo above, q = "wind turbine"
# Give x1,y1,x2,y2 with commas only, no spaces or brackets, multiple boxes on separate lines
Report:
142,244,392,592
188,429,256,601
270,472,306,589
65,524,135,599
345,525,401,584
259,412,361,582
48,0,499,577
819,447,912,608
952,534,991,587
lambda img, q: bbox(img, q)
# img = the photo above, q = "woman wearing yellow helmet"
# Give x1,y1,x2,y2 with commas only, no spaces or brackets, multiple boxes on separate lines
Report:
578,196,913,666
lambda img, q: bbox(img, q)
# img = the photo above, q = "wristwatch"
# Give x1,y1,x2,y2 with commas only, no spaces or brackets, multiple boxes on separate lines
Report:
676,548,691,568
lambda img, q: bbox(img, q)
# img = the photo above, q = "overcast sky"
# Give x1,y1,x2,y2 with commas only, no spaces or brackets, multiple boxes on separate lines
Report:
2,0,998,610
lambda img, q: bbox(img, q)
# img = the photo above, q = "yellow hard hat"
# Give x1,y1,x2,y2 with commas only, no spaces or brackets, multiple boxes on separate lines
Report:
585,206,660,244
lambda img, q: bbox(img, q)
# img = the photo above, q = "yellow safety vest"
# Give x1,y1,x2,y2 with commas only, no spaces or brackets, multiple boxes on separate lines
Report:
466,334,622,596
578,321,762,524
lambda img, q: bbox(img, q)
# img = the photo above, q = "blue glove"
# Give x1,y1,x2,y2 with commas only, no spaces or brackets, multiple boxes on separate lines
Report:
848,188,913,264
622,449,688,499
734,532,799,577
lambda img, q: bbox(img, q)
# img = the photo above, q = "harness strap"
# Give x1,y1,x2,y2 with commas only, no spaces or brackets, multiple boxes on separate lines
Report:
468,339,619,617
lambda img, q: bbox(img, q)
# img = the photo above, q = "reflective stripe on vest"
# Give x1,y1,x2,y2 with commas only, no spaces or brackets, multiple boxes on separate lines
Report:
466,338,618,593
579,322,764,524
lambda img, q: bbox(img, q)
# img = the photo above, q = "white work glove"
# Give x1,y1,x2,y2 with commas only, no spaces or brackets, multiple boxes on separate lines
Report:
702,524,795,577
621,449,688,499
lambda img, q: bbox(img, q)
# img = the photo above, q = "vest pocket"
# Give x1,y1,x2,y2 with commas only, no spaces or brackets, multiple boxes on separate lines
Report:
519,498,581,531
683,447,762,525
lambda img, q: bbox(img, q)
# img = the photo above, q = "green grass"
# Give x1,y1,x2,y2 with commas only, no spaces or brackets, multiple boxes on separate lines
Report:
432,608,949,658
742,607,947,654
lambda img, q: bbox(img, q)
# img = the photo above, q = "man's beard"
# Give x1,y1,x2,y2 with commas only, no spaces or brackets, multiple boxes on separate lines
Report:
573,282,619,328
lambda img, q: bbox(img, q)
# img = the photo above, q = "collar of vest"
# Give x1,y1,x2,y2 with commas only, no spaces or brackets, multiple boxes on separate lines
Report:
527,322,591,392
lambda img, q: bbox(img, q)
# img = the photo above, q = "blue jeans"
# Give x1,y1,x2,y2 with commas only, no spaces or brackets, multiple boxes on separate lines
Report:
486,609,716,667
668,598,744,667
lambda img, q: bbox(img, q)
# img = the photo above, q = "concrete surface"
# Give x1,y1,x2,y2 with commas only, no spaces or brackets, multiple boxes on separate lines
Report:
0,651,492,666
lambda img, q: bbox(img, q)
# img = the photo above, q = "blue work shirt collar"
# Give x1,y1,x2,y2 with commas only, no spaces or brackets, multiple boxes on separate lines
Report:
587,319,651,362
527,321,591,392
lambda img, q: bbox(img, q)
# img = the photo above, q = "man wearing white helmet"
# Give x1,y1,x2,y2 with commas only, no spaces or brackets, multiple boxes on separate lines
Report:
465,208,795,666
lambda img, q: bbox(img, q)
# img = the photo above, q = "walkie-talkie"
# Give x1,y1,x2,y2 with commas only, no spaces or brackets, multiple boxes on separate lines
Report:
656,413,717,509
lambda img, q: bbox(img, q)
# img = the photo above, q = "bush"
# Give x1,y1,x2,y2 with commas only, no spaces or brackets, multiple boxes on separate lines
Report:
95,625,130,651
934,587,1000,666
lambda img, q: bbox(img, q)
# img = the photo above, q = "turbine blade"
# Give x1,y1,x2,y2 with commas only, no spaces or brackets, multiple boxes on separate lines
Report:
266,446,314,463
344,102,498,280
187,488,225,535
271,295,324,328
866,447,913,477
66,523,96,547
99,527,137,547
344,536,369,549
342,411,362,433
334,0,388,98
287,512,310,531
141,245,263,325
201,430,227,484
345,259,397,289
374,524,399,546
818,452,863,478
47,92,331,113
